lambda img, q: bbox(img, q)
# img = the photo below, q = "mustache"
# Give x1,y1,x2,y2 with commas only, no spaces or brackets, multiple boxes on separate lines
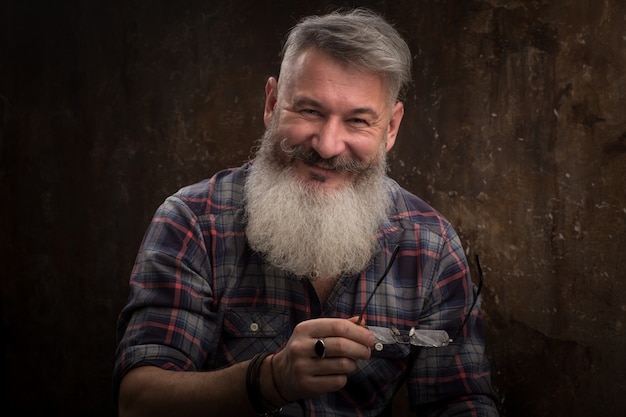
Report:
279,138,372,174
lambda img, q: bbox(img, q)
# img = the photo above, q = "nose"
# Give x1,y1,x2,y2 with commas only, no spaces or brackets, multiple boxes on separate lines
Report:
311,117,346,159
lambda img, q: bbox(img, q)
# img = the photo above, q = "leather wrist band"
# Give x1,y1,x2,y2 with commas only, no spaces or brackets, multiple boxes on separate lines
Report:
246,352,282,416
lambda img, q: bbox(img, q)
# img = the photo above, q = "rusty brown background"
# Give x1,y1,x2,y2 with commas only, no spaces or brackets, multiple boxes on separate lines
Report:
1,0,624,416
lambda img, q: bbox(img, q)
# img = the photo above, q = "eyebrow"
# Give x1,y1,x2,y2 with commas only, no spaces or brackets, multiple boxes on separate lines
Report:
292,96,380,119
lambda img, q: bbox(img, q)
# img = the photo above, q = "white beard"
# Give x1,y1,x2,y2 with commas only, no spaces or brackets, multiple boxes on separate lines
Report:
244,128,392,280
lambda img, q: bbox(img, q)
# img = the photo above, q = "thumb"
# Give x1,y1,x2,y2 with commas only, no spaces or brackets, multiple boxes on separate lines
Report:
348,316,366,326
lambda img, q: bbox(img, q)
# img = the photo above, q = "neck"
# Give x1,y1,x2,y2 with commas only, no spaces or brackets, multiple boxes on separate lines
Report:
310,277,339,307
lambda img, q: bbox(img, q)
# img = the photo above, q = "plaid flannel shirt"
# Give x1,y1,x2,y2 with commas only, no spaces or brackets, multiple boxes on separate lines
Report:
113,162,498,416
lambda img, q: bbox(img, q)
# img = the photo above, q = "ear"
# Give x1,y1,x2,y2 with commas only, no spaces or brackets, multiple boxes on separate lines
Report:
385,101,404,151
263,77,278,127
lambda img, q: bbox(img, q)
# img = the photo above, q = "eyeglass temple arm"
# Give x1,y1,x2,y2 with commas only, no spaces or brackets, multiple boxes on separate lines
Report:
356,245,400,326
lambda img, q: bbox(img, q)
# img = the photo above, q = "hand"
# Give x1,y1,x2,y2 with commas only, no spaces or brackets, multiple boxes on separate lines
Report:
269,316,375,402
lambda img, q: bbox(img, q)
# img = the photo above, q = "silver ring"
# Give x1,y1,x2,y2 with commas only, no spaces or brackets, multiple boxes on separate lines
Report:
314,338,326,359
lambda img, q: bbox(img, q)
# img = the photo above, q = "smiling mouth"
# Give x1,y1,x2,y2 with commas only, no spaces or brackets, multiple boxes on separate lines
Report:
306,159,334,171
281,140,369,175
298,161,346,185
304,162,333,182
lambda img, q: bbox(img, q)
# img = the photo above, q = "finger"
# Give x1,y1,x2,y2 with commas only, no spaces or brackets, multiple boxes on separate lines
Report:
293,371,350,396
309,356,360,376
312,336,371,361
272,346,354,400
306,318,375,347
308,372,350,392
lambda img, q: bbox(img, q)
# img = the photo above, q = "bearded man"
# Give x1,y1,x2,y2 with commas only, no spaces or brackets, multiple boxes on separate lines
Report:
113,8,499,417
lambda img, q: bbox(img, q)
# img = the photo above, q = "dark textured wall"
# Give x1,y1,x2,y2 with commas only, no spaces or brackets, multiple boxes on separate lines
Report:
1,1,624,416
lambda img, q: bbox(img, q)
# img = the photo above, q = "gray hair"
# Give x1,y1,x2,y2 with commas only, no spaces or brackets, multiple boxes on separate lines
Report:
280,8,412,104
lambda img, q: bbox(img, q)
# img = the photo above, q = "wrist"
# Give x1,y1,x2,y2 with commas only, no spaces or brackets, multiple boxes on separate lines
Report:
246,353,283,416
261,354,292,408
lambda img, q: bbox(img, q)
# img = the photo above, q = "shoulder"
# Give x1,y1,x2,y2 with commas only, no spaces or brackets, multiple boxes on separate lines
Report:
170,163,249,216
383,176,459,248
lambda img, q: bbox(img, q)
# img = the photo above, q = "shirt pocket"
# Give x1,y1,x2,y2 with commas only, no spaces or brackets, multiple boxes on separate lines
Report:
216,308,289,363
343,331,412,409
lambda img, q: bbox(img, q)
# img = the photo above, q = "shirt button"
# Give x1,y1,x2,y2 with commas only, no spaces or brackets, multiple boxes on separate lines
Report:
250,322,259,332
374,342,384,351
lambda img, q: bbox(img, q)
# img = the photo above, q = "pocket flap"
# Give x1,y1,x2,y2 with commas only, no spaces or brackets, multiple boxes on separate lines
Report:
223,308,288,338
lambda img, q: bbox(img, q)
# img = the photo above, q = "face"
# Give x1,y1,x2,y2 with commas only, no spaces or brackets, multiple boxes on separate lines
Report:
245,48,405,278
263,48,404,191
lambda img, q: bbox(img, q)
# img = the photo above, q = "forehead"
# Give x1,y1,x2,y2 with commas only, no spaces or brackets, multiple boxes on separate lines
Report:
279,48,390,111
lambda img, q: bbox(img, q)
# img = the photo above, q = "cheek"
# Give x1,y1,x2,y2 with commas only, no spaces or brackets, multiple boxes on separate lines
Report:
350,138,385,163
278,122,315,147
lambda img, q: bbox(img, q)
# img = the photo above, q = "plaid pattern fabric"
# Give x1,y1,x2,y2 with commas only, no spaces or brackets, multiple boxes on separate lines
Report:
114,162,498,416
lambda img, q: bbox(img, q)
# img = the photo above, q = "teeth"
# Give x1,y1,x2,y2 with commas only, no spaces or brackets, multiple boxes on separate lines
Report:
315,162,335,170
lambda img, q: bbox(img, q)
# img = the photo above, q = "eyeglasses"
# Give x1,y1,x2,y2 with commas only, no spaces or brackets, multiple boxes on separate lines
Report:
359,246,484,348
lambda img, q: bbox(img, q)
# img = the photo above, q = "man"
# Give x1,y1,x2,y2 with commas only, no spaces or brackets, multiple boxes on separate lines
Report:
113,8,499,417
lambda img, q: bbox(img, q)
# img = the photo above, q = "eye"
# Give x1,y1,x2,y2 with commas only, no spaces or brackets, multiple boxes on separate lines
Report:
301,109,321,117
349,117,370,126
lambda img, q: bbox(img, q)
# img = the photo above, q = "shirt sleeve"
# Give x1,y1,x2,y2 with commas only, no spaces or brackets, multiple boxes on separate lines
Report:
407,223,499,416
112,195,215,398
